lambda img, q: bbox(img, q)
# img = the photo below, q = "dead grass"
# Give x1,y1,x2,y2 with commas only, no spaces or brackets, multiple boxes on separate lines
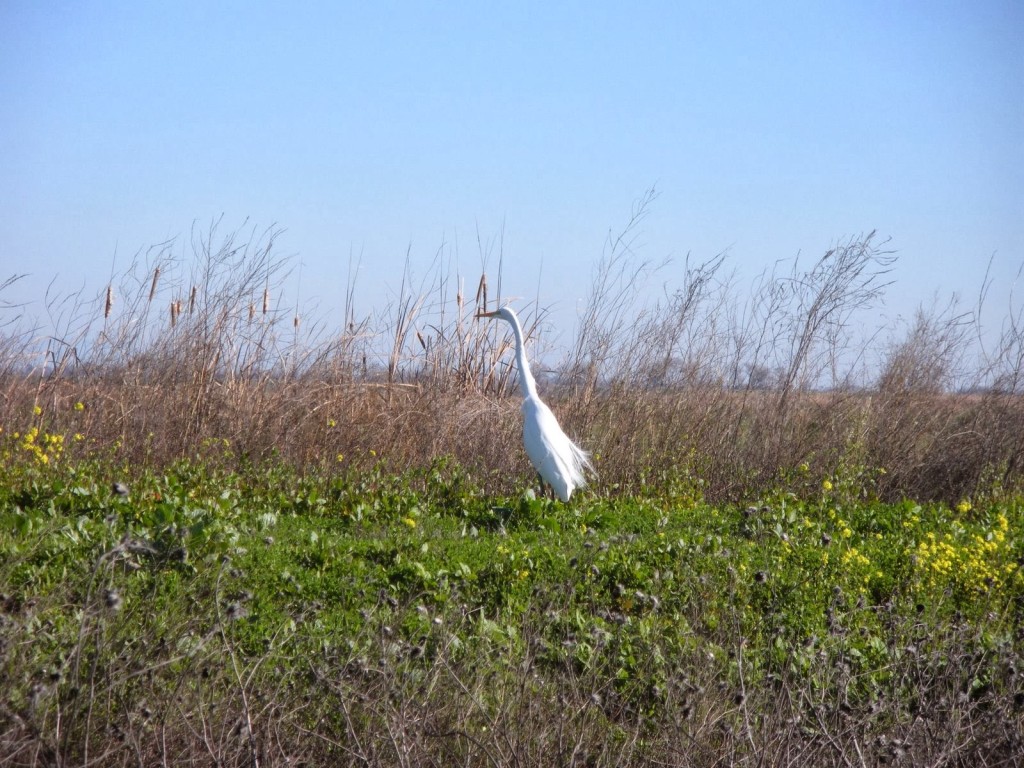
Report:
2,207,1023,503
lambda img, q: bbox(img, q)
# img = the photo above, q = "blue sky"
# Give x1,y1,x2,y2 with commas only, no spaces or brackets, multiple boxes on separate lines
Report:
2,1,1021,348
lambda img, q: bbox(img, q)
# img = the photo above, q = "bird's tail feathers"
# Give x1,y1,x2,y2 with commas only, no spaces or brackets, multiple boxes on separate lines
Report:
568,441,596,485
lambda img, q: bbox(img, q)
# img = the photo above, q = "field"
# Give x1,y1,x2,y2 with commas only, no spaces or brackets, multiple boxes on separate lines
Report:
2,220,1024,765
1,444,1022,767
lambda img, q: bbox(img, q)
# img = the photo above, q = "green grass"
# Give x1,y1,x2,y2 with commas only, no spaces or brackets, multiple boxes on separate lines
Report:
2,449,1023,766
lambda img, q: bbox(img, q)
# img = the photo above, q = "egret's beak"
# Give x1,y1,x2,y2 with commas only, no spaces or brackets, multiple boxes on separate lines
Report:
476,309,500,319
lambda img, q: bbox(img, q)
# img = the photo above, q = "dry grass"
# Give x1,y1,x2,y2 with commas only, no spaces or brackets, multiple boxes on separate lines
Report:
2,208,1023,503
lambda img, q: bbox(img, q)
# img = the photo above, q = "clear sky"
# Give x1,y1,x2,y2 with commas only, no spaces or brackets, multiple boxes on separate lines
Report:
2,1,1021,348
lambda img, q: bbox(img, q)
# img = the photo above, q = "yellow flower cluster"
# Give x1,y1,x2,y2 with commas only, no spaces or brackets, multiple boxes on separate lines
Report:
915,533,958,583
829,511,853,539
995,512,1009,540
840,546,876,588
913,514,1017,593
17,426,65,466
841,547,871,569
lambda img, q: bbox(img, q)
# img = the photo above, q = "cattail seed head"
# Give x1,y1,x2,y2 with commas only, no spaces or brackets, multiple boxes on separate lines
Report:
475,274,487,309
105,285,113,318
148,267,160,302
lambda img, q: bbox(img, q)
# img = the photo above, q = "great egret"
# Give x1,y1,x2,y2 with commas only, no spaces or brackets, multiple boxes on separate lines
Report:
479,306,593,501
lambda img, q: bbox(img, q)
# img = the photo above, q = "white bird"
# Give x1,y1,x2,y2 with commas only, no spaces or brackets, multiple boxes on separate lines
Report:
479,306,594,501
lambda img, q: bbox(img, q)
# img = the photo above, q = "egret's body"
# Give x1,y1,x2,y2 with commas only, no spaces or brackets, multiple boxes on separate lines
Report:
480,306,593,501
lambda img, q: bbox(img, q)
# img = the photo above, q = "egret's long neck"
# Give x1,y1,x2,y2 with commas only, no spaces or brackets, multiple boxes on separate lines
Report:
505,312,539,401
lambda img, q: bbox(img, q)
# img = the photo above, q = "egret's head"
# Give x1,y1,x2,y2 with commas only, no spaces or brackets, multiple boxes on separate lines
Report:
477,306,516,324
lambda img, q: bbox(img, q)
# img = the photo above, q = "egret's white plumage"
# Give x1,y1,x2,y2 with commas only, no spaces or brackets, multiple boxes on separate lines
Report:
480,306,593,501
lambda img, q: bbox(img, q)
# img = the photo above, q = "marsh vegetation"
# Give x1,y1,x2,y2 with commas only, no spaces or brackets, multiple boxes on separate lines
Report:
2,203,1022,765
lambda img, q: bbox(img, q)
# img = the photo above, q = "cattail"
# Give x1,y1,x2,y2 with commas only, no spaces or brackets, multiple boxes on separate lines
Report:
475,274,487,310
189,286,197,314
416,330,427,350
293,314,300,330
248,303,255,321
170,301,178,327
262,287,269,315
104,285,113,318
148,266,160,302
